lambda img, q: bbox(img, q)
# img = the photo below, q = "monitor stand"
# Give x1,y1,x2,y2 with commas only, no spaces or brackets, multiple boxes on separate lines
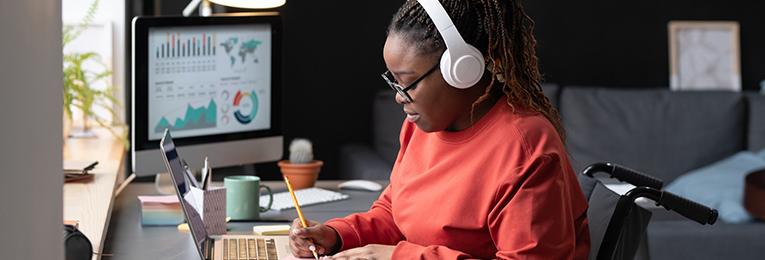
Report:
114,172,174,197
154,172,175,195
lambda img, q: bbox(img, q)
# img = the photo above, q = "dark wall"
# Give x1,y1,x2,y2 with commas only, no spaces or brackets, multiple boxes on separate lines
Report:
524,0,765,89
276,2,402,179
127,0,764,180
126,0,401,180
233,1,401,179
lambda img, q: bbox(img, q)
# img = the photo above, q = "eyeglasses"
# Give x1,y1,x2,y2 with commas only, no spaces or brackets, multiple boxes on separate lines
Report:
381,63,440,103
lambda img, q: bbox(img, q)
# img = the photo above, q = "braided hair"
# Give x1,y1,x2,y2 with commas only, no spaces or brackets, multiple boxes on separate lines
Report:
388,0,565,141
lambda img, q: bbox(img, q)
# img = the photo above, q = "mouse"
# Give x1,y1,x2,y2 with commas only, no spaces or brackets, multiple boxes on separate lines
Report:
338,180,383,192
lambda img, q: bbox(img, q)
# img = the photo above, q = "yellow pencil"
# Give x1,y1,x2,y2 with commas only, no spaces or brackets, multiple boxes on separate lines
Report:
283,176,320,260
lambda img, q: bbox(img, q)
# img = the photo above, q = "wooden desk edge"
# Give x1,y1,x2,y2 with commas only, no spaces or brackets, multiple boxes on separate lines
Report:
63,128,126,260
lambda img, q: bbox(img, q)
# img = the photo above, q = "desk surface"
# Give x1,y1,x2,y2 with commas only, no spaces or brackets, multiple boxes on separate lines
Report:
63,128,126,260
103,180,385,259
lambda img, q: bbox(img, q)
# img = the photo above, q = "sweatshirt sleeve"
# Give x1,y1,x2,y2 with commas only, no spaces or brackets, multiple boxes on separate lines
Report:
489,153,585,259
325,185,405,251
389,153,587,259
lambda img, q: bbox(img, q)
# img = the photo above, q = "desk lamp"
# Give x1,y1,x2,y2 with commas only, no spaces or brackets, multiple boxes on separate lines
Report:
184,0,286,16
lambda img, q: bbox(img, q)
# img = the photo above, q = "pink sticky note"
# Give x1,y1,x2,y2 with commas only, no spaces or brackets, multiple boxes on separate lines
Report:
137,195,179,204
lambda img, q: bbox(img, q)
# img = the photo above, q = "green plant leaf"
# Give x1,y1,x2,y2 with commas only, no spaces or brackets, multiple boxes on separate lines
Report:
62,0,131,147
62,0,100,47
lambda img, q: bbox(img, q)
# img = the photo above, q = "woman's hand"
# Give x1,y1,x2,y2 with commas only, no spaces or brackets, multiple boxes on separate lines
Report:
288,218,340,257
331,244,394,260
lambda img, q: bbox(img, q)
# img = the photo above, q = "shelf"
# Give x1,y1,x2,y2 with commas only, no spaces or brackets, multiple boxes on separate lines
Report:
63,127,126,260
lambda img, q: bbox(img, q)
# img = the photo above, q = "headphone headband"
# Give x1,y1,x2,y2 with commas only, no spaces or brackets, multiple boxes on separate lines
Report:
416,0,467,51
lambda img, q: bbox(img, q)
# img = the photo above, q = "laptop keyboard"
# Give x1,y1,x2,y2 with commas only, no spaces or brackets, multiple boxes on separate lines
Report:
223,238,278,260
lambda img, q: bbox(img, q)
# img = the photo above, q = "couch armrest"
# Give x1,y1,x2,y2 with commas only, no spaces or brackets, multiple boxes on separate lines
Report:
338,144,393,180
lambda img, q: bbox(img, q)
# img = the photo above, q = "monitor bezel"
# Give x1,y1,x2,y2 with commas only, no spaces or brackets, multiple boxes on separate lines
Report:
132,14,282,151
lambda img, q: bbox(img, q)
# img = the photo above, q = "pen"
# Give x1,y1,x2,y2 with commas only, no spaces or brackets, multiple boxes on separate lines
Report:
283,176,320,260
201,157,209,190
83,161,99,172
181,159,200,188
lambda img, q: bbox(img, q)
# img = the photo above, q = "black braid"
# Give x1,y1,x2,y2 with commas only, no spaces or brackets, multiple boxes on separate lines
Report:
388,0,566,142
389,1,486,56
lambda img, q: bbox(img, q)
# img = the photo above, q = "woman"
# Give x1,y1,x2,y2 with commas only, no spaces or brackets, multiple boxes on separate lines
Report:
290,0,589,259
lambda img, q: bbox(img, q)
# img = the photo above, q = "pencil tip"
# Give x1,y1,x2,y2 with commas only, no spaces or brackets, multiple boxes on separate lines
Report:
312,251,319,260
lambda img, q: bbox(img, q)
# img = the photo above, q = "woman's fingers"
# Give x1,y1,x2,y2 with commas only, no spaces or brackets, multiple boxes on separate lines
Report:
290,218,320,238
289,218,331,256
289,218,313,257
289,236,316,257
289,218,304,234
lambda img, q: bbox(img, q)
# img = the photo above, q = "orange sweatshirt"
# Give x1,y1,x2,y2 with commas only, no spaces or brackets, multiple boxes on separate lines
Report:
326,99,590,259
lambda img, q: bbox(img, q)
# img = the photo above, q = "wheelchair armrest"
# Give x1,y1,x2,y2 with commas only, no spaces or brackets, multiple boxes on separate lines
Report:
583,162,664,189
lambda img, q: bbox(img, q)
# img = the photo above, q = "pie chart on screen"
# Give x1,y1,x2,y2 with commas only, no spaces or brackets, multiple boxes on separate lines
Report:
233,90,259,124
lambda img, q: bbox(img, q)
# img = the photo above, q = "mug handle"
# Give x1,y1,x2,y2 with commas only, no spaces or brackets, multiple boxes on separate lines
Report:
259,185,273,212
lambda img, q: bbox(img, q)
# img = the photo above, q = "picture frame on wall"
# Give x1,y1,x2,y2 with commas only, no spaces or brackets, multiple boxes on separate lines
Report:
668,21,741,91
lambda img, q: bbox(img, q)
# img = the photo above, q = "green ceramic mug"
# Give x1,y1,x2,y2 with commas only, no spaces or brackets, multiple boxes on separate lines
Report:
224,175,273,220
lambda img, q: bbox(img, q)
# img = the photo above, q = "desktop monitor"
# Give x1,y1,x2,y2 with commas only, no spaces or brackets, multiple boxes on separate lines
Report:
131,14,282,176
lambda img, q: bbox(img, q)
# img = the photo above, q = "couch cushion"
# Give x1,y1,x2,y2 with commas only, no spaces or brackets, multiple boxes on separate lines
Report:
665,151,765,223
338,144,393,180
647,220,765,260
542,83,559,109
747,93,765,151
372,91,405,164
561,87,746,182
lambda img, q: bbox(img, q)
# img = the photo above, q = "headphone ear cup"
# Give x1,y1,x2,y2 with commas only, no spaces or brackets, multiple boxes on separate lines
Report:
440,45,485,89
439,49,455,86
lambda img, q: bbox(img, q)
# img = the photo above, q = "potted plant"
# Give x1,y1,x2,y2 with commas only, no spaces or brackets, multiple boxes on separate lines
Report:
63,51,116,138
278,139,323,189
63,0,126,145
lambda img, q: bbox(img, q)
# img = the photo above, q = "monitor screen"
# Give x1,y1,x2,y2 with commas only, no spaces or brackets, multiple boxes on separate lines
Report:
132,15,283,176
148,24,272,141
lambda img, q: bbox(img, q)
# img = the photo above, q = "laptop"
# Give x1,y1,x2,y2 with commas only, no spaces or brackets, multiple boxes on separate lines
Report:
160,129,293,260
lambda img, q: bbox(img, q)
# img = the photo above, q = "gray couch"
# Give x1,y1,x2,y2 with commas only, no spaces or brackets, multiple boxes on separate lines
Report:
338,86,765,259
337,90,404,180
338,84,560,180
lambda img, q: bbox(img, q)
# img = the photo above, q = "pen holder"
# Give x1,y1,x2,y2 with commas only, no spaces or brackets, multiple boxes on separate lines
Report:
187,186,227,236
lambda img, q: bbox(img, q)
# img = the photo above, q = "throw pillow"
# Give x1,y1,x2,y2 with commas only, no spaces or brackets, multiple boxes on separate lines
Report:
757,148,765,160
665,151,765,223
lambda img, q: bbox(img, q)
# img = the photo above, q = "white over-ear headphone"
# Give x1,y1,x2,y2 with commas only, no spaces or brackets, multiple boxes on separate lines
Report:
417,0,485,89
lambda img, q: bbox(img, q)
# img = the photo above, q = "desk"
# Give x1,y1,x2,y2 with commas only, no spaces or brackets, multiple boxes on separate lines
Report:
103,181,385,259
64,128,126,260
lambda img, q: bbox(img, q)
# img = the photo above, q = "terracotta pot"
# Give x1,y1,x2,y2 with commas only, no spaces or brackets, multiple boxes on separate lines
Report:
278,160,323,190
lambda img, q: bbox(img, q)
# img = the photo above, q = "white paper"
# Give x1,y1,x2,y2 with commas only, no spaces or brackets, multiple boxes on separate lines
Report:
184,186,206,220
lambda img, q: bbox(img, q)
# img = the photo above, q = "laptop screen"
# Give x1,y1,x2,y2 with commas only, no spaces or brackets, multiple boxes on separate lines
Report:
160,129,209,259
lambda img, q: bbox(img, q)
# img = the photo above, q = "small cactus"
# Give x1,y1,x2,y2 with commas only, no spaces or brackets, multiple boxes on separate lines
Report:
289,138,314,164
